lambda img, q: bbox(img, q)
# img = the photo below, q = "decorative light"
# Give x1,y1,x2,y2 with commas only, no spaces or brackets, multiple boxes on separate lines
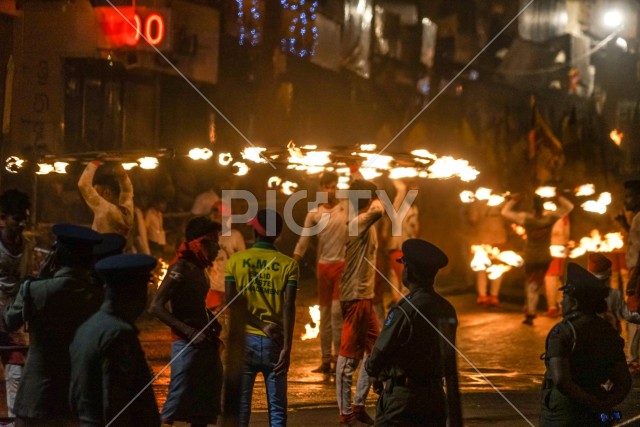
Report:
138,157,159,169
219,153,233,166
36,164,54,175
53,162,69,174
5,156,25,174
280,0,319,57
237,0,262,46
233,162,249,176
122,162,138,170
188,148,213,160
603,10,623,28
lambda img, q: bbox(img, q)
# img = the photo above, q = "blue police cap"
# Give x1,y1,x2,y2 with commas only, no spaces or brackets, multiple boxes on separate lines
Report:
397,239,448,274
52,224,102,252
560,262,609,300
95,254,157,287
93,233,127,259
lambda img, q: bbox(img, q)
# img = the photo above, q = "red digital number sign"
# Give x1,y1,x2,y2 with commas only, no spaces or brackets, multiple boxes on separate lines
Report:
96,7,170,50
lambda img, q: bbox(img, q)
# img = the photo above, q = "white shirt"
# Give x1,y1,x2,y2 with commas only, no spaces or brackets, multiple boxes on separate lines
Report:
293,201,348,264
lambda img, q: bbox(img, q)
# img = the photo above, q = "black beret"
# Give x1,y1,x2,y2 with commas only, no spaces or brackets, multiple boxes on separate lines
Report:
560,262,609,300
398,239,448,273
95,254,157,287
52,224,102,252
93,233,127,259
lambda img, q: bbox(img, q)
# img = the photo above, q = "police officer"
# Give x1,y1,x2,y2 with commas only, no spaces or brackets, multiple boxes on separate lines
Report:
5,223,103,425
70,254,160,426
365,239,461,427
541,262,632,426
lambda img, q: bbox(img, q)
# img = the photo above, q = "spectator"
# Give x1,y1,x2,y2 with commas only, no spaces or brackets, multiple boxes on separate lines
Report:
146,195,168,258
225,209,298,427
149,216,224,427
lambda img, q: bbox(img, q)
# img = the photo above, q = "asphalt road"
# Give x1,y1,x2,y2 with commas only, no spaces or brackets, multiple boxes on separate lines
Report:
139,282,640,426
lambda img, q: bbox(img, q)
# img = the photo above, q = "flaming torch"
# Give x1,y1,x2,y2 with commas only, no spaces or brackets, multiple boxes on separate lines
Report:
301,305,321,340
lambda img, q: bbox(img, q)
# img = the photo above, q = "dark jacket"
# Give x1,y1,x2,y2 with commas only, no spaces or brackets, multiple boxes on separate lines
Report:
5,266,101,419
70,307,160,426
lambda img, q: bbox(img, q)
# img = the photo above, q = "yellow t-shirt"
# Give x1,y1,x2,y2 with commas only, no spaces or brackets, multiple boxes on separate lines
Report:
225,242,298,336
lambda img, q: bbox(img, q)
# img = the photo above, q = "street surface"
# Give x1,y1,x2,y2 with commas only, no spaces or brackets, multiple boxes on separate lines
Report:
137,283,640,426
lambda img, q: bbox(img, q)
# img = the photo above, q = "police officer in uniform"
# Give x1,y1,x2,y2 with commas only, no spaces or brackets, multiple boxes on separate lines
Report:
70,253,160,426
365,239,461,427
5,224,103,426
541,262,631,426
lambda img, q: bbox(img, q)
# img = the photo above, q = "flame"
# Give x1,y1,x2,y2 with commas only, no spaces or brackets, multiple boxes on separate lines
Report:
511,224,526,238
359,153,393,169
550,245,567,258
36,164,54,175
487,195,505,206
411,149,436,159
155,259,169,289
281,181,298,195
5,156,25,173
122,162,138,170
535,186,556,198
138,157,159,169
301,305,321,340
360,167,382,180
428,157,479,182
575,184,595,197
543,201,557,211
460,191,475,203
360,144,377,151
475,187,492,200
301,145,317,150
389,167,418,180
581,192,612,214
242,147,267,164
487,264,512,280
53,162,68,173
470,245,522,279
233,162,249,176
188,148,213,160
268,176,282,188
610,129,623,146
219,153,233,165
568,230,624,258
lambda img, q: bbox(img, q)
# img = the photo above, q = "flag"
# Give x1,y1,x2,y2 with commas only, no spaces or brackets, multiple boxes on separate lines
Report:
528,97,564,183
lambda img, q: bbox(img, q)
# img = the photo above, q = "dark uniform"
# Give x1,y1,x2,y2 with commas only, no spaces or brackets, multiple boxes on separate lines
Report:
365,239,458,427
5,224,103,423
541,263,630,426
70,254,159,426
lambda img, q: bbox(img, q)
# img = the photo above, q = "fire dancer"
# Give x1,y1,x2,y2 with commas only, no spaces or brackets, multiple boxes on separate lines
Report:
149,216,223,427
501,193,573,325
544,215,570,318
366,239,460,427
467,195,507,307
78,161,134,237
225,209,298,427
70,254,159,426
293,171,347,374
540,263,631,426
336,179,382,426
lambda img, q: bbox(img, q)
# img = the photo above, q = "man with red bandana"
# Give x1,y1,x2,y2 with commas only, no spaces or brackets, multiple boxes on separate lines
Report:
149,216,223,427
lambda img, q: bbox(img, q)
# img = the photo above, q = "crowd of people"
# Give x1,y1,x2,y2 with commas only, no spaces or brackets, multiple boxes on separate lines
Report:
0,161,638,426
